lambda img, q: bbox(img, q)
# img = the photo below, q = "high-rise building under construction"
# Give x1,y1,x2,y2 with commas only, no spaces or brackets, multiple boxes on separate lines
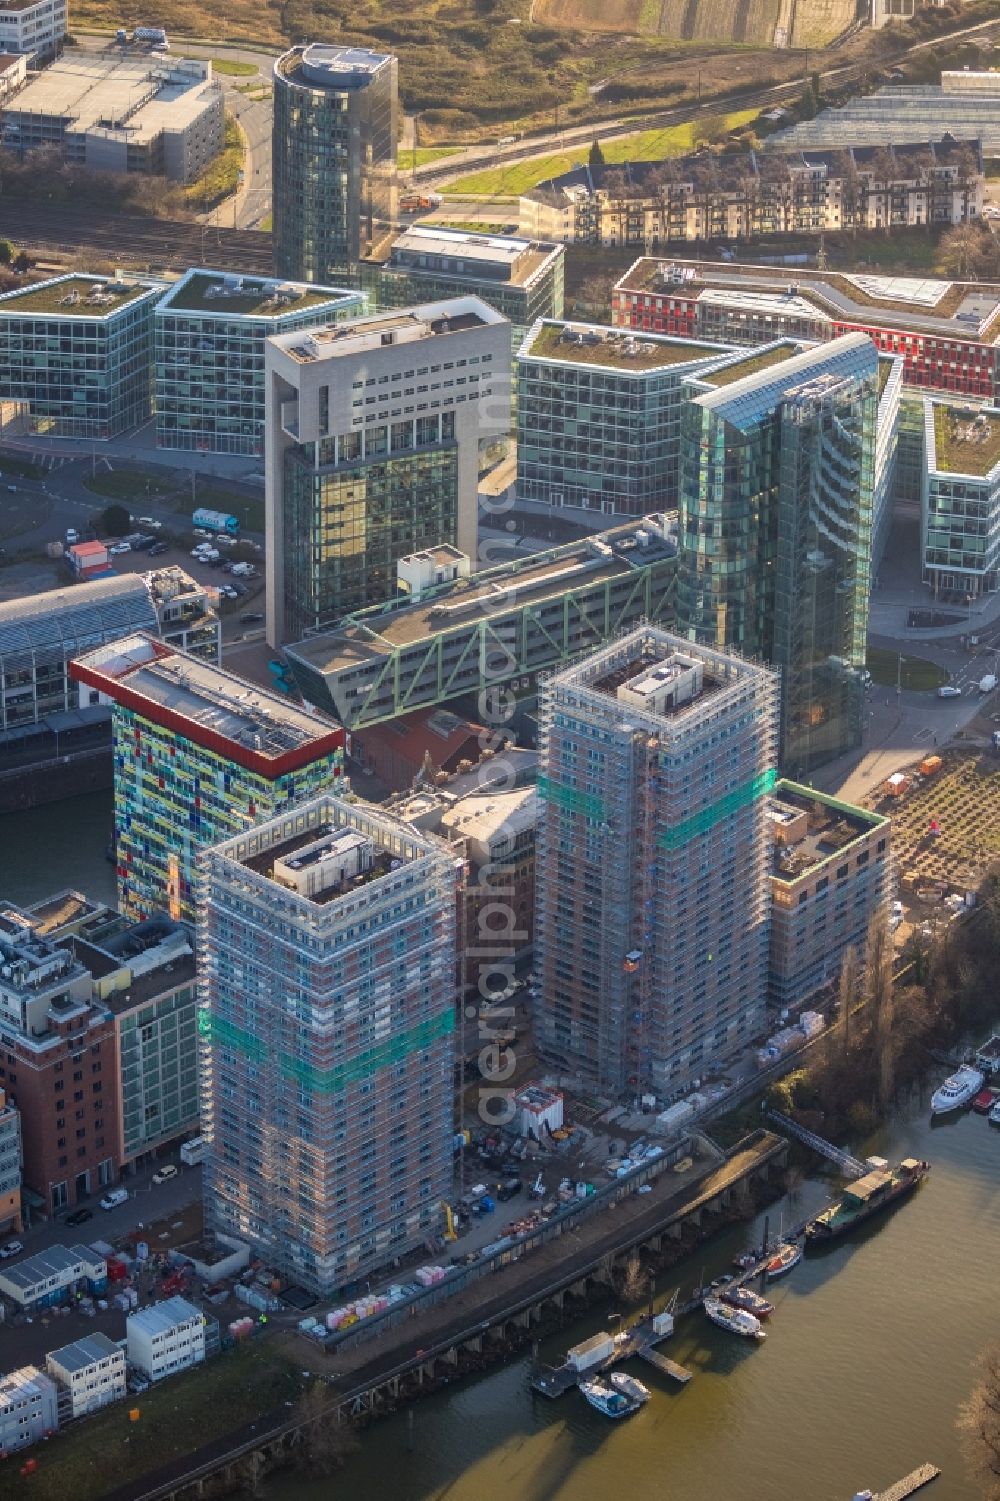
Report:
534,626,779,1098
199,793,459,1296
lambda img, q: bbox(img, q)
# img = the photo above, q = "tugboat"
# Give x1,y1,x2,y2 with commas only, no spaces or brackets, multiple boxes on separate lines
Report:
765,1243,802,1279
704,1297,766,1340
721,1284,774,1318
931,1064,985,1115
578,1378,641,1418
610,1371,651,1404
804,1157,930,1244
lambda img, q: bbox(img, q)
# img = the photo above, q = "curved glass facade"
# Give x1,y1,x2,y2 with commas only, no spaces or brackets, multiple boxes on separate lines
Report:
272,44,397,281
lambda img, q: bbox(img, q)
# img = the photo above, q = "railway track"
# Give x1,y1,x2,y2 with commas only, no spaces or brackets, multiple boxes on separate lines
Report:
0,205,274,274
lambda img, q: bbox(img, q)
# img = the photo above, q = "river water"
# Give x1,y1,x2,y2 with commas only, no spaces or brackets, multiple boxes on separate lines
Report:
0,791,116,909
3,800,997,1501
265,1099,999,1501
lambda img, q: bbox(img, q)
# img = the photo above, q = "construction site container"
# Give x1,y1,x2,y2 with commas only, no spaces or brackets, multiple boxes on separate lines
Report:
568,1333,615,1371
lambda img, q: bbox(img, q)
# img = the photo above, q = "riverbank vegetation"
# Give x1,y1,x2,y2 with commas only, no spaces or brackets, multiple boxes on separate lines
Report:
767,873,1000,1141
959,1343,1000,1500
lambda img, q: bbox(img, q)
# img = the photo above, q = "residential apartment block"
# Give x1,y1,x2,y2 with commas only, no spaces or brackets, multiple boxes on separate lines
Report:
284,514,678,727
0,0,66,59
519,139,982,247
0,1088,22,1234
0,905,118,1213
612,257,1000,403
127,1296,205,1381
368,224,565,353
272,43,398,279
154,269,364,456
922,400,1000,597
57,909,199,1168
143,566,221,664
534,627,779,1097
0,575,157,736
0,275,159,439
0,1368,58,1454
516,319,736,519
5,54,223,181
200,793,459,1295
768,782,892,1009
69,634,346,924
677,335,879,777
46,1333,126,1420
264,297,511,645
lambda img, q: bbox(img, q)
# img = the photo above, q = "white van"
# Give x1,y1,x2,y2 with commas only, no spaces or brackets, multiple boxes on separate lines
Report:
100,1186,129,1211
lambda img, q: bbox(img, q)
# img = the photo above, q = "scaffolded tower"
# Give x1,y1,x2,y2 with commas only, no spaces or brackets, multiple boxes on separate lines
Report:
198,793,460,1297
535,626,779,1099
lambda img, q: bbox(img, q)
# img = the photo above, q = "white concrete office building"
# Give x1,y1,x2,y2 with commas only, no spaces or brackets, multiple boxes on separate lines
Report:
264,296,511,645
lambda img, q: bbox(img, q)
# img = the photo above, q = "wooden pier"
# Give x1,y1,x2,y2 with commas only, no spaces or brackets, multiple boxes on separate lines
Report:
531,1311,692,1398
636,1347,693,1384
873,1463,941,1501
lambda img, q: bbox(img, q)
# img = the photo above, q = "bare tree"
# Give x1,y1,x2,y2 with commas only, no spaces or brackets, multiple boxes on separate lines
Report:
620,1252,645,1303
864,914,895,1109
838,945,859,1055
959,1343,1000,1499
293,1381,358,1478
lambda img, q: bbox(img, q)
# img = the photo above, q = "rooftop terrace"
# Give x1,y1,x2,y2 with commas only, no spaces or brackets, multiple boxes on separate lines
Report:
0,277,154,318
770,780,886,883
159,271,347,319
69,634,342,769
698,342,802,389
931,402,1000,477
616,259,1000,341
525,320,725,372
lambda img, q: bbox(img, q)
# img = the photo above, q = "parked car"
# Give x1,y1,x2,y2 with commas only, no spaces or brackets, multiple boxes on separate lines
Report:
0,1240,23,1259
937,685,962,698
108,542,131,555
240,612,264,624
148,541,169,557
136,517,162,528
65,1207,93,1226
65,528,79,544
100,1187,129,1210
193,528,212,539
152,1164,178,1185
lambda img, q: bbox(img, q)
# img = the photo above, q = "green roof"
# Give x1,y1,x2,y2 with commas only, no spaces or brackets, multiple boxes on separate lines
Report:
698,344,799,389
162,272,346,318
0,277,154,317
932,402,1000,478
526,321,722,372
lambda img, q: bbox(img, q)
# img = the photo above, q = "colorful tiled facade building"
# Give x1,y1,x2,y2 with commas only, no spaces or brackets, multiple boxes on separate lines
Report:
69,634,345,924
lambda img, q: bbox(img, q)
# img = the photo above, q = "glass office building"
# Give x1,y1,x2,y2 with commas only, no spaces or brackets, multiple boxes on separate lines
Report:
154,269,364,456
678,333,879,777
272,44,398,281
922,398,1000,597
0,275,158,438
516,320,736,520
264,298,511,647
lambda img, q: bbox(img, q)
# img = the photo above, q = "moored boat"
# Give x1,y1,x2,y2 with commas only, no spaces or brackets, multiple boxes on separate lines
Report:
989,1097,1000,1125
610,1371,651,1403
765,1242,802,1279
579,1377,640,1418
931,1064,985,1115
704,1297,766,1339
721,1284,774,1318
804,1157,929,1244
972,1088,996,1115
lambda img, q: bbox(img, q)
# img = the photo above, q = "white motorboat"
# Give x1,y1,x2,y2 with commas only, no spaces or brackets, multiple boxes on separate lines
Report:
931,1064,985,1115
989,1097,1000,1126
610,1371,651,1404
704,1297,766,1340
578,1377,640,1418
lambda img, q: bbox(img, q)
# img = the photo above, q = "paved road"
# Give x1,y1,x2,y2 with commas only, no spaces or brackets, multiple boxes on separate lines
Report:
15,1161,202,1250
